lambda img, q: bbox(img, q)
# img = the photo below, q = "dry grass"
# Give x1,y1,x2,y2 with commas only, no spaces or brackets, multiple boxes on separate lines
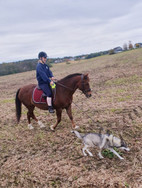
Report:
0,48,142,187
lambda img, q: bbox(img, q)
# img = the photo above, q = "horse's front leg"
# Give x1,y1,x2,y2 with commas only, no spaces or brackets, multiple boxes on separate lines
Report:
66,105,79,129
50,108,62,131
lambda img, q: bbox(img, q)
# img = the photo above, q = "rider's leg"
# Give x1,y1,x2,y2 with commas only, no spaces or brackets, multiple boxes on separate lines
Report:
47,97,52,106
40,84,55,113
46,97,55,113
46,88,55,113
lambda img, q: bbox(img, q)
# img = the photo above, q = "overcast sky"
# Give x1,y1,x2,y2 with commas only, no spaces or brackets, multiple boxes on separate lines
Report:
0,0,142,63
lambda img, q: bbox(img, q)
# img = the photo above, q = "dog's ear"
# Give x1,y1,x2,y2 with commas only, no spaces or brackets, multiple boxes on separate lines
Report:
119,133,127,146
99,127,103,135
119,133,124,141
106,130,111,135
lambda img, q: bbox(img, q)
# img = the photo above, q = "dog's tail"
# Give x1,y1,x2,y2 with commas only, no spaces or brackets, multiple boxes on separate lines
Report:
71,130,83,139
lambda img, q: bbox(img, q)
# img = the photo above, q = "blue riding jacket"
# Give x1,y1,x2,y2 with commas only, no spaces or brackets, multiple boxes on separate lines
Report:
36,62,53,85
36,62,53,97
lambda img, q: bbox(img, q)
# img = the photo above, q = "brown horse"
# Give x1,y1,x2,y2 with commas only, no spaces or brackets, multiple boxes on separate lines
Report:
15,73,91,130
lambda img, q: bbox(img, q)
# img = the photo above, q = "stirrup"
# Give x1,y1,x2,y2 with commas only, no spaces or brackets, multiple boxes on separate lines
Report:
48,106,55,113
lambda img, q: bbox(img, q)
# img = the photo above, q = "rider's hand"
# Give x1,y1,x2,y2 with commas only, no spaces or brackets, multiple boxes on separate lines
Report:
50,81,54,85
51,77,57,82
52,77,57,80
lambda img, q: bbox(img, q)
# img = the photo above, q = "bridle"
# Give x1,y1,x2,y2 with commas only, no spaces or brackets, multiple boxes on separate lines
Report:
56,74,91,95
81,74,91,95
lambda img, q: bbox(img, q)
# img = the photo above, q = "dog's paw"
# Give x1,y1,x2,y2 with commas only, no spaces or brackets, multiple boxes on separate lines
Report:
120,157,124,160
99,156,104,159
98,153,104,159
83,151,87,156
83,153,87,156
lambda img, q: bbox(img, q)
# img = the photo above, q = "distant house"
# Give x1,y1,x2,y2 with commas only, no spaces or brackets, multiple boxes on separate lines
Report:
113,46,123,53
80,56,86,60
69,57,75,61
54,59,63,63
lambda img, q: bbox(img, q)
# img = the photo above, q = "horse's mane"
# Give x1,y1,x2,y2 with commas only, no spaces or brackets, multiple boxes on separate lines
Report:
59,73,82,82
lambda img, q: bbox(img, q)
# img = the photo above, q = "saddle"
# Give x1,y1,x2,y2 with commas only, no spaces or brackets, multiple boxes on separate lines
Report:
32,85,56,104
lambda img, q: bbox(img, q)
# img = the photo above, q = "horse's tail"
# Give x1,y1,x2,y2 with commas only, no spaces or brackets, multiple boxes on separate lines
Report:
15,88,21,123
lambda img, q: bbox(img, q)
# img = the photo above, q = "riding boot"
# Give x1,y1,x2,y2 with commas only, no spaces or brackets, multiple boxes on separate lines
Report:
47,97,55,113
48,106,55,113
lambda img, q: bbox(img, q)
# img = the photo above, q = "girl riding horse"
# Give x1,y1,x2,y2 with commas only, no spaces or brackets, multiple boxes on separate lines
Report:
36,51,55,113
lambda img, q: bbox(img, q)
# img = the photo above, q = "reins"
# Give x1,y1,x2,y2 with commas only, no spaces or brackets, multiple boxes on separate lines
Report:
72,100,98,125
54,75,102,129
56,82,74,91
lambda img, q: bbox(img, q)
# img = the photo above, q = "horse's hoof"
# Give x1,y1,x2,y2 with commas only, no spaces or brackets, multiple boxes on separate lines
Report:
40,125,46,129
28,124,34,130
50,125,55,131
74,126,79,129
38,121,46,128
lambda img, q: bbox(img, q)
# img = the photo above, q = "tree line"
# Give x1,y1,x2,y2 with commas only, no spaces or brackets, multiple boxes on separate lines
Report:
0,59,52,76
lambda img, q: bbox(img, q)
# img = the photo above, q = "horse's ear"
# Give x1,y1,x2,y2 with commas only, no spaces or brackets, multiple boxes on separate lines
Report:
106,129,111,135
84,73,89,80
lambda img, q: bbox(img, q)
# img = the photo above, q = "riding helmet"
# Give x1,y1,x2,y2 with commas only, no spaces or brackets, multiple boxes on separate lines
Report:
38,52,47,59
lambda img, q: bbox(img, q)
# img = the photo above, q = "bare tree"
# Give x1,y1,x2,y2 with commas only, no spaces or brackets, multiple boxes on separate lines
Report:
128,41,133,50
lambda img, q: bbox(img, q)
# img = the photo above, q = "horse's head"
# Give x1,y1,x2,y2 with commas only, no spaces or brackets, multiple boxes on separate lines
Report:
78,74,92,98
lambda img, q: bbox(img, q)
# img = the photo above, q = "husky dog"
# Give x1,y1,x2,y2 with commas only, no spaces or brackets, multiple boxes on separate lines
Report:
71,130,130,160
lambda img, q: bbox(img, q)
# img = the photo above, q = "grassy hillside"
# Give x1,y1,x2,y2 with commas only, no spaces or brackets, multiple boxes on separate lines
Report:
0,48,142,187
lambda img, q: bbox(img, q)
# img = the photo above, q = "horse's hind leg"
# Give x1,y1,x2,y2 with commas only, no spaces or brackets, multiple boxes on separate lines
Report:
27,106,45,129
27,108,34,130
